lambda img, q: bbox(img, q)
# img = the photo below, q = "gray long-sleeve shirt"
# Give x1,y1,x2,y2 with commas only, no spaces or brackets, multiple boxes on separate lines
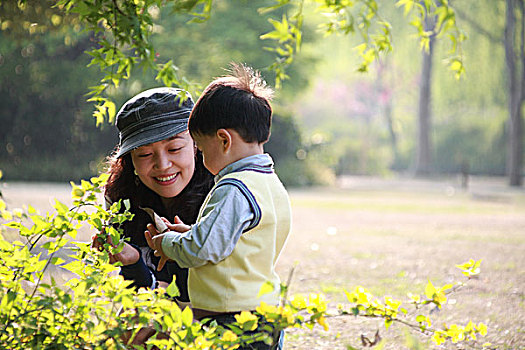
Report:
161,154,273,267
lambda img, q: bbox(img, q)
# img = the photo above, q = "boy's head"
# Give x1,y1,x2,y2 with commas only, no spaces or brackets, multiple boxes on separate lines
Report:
189,63,274,144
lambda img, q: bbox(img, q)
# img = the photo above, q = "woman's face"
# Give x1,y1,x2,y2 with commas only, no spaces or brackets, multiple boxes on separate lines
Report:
131,131,195,198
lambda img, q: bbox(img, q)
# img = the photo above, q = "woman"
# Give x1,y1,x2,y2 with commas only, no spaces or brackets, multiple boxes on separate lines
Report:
98,87,214,303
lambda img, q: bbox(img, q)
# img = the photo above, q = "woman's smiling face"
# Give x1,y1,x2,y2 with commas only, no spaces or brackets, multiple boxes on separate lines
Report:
131,131,195,198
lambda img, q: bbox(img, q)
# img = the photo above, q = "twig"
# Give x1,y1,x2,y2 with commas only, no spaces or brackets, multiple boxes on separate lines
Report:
454,7,501,44
280,263,297,309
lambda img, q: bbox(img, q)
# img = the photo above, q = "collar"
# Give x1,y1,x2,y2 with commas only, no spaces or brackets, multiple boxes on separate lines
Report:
215,154,274,183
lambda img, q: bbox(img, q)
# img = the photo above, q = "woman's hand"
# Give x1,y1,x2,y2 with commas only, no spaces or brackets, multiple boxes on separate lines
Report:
145,216,191,271
92,233,140,266
144,224,172,271
121,326,156,346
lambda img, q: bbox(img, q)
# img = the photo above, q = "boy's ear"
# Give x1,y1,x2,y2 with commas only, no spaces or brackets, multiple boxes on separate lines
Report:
216,129,232,152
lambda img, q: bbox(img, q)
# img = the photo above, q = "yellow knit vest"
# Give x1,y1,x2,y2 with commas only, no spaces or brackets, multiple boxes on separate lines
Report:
188,170,291,312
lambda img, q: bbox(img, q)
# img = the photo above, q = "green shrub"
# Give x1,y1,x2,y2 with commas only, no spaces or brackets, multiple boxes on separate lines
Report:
0,174,489,349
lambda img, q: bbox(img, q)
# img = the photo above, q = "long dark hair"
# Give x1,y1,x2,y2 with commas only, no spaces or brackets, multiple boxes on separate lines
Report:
104,149,214,246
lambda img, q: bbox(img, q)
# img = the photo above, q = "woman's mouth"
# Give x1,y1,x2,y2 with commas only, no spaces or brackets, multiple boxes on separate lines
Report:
155,173,178,183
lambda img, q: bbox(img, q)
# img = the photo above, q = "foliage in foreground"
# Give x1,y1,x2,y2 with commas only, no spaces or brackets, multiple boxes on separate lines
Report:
0,174,491,349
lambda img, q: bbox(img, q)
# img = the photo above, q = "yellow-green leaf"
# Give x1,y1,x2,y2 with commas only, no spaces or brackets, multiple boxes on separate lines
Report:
166,277,180,298
257,281,274,298
425,280,436,299
181,306,193,327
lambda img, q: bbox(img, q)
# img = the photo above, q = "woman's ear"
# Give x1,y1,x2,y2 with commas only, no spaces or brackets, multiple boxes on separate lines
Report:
216,129,232,153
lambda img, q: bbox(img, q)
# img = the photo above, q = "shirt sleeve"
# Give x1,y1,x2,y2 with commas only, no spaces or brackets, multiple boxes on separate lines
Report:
161,182,258,268
119,245,156,289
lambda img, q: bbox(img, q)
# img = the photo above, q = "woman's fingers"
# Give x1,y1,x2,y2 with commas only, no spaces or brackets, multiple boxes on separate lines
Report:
91,234,101,249
91,233,106,250
146,223,160,236
144,229,155,250
92,233,117,263
113,242,140,265
157,256,168,271
144,229,171,271
130,327,156,345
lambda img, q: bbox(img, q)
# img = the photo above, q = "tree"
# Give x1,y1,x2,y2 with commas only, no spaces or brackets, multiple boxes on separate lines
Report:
0,1,117,181
2,0,465,119
455,0,523,186
414,10,437,175
1,0,470,184
504,0,524,186
0,0,316,182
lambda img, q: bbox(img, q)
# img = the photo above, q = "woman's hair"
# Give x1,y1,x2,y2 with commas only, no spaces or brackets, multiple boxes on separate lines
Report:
104,149,214,246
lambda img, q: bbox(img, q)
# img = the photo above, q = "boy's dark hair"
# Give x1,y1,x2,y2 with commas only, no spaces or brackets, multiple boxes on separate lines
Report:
189,63,274,143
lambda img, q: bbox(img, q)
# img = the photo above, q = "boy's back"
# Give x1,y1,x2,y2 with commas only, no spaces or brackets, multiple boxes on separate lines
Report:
190,154,291,312
146,63,292,325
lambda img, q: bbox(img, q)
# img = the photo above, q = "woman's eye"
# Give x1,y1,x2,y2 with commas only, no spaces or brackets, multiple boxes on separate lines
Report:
169,147,182,152
137,153,152,158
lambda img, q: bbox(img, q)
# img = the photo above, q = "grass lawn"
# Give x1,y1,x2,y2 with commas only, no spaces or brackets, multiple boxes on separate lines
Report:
1,177,524,349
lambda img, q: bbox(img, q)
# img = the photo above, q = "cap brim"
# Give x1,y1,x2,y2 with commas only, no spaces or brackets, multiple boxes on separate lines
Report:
116,121,189,158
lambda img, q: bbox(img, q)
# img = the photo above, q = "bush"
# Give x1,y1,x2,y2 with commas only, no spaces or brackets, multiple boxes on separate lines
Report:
266,112,332,187
434,114,507,176
0,175,490,349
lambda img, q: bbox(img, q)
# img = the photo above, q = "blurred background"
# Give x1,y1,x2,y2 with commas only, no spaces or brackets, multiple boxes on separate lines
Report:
0,0,521,188
1,3,524,348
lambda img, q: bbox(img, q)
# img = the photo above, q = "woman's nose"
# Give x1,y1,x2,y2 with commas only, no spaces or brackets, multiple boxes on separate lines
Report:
154,153,172,170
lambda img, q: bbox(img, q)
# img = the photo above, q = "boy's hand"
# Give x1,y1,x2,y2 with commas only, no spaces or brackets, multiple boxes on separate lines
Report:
162,215,191,233
145,223,172,271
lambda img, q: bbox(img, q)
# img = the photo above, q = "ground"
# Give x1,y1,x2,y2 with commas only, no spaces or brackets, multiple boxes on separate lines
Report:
1,176,524,349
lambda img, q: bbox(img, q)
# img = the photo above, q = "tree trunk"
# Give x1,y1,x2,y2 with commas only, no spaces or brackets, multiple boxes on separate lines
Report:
375,59,399,166
505,0,524,186
414,18,436,176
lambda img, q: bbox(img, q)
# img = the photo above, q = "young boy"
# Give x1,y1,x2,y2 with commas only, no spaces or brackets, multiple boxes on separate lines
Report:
145,64,291,343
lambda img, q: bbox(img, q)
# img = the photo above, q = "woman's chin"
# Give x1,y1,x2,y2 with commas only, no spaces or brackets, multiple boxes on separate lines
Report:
151,181,189,199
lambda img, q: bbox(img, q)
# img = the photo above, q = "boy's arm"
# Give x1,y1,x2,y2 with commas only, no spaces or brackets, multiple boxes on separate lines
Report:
159,183,258,268
144,216,192,271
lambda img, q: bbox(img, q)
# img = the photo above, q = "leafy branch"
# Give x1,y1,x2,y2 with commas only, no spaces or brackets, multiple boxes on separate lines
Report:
4,0,466,126
0,174,490,349
396,0,466,79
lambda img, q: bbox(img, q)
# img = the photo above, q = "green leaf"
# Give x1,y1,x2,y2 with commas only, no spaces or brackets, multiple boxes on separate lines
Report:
105,100,117,124
385,318,393,329
181,306,193,327
0,239,13,251
109,227,120,245
166,277,180,298
50,257,65,266
257,281,274,298
425,280,436,299
351,307,359,316
54,200,69,214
